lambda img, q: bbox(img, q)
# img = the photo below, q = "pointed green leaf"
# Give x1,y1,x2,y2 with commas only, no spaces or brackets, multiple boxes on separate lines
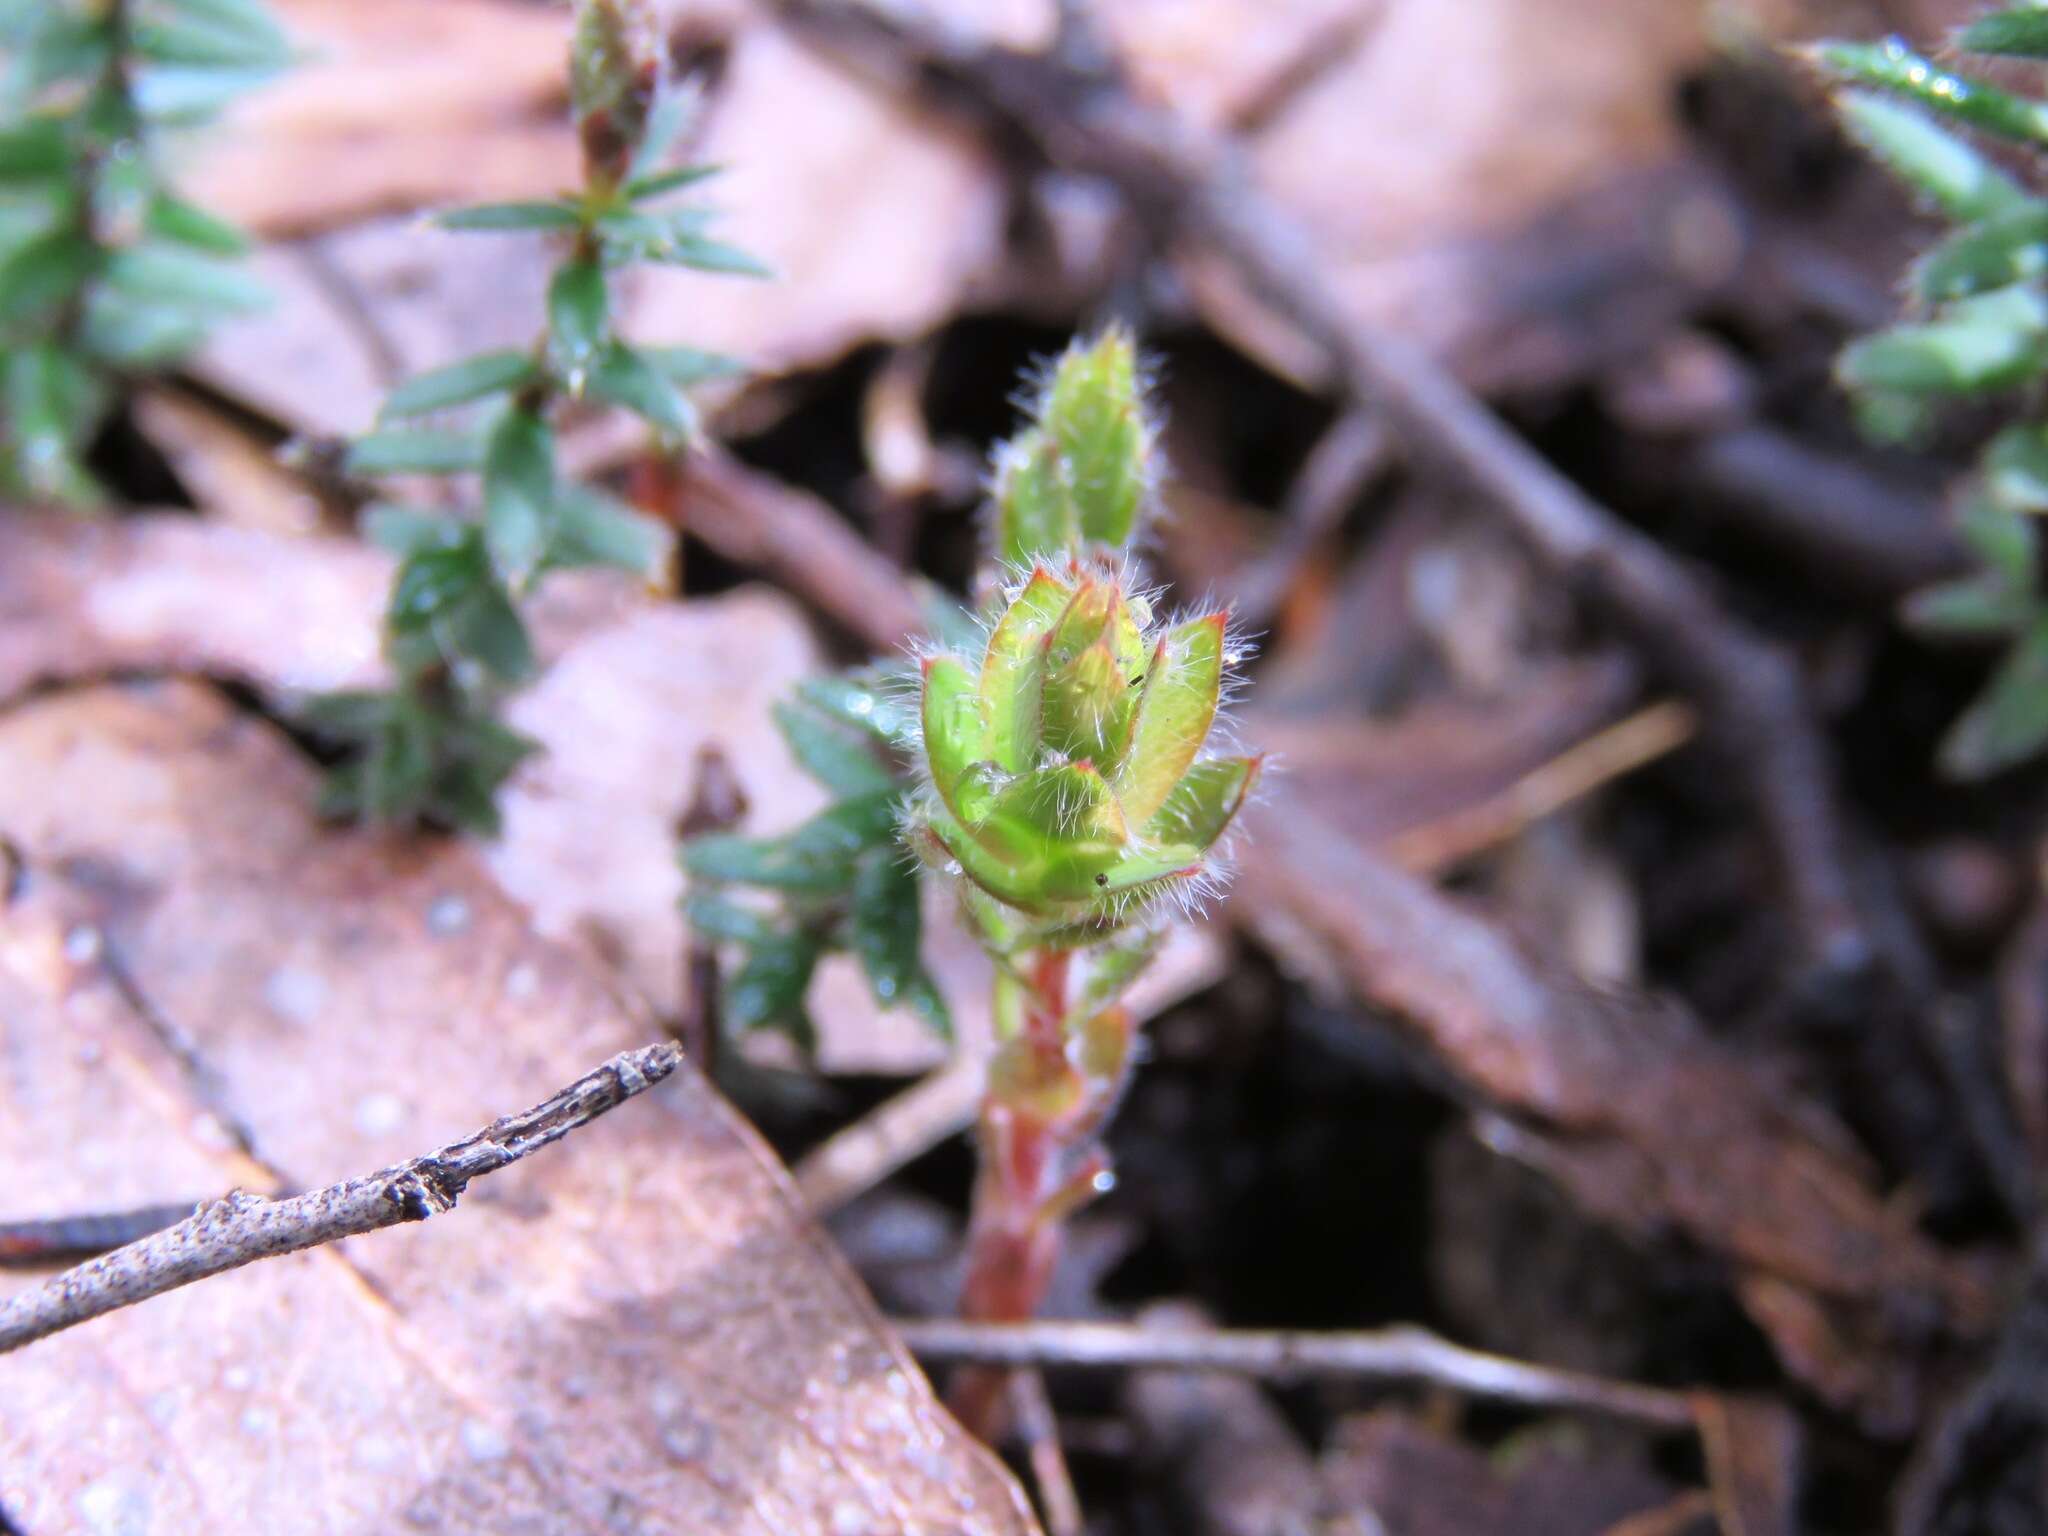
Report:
588,340,690,436
0,229,93,326
144,194,250,255
1915,203,2048,303
682,891,781,947
103,243,268,313
624,163,721,202
385,529,534,684
0,118,69,181
1115,613,1226,827
345,428,484,476
726,930,822,1055
1833,90,2029,221
1812,38,2048,145
76,291,205,368
545,483,669,575
1940,620,2048,777
683,790,901,893
132,11,291,69
1064,926,1166,1029
1962,491,2038,582
438,200,582,233
547,259,609,385
994,429,1077,566
382,350,538,419
802,671,914,743
132,64,274,121
1039,636,1134,766
1142,755,1260,851
1961,9,2048,57
1903,573,2035,636
361,504,461,557
979,567,1074,772
773,698,899,800
1837,285,2048,394
1045,328,1146,550
922,653,993,821
849,846,950,1039
658,234,770,277
481,407,555,587
1095,843,1202,894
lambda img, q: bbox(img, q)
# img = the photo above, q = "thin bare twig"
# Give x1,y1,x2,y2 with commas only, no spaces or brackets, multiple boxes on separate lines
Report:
796,1052,987,1216
892,1316,1697,1430
0,1203,201,1269
1010,1368,1084,1536
0,1043,683,1355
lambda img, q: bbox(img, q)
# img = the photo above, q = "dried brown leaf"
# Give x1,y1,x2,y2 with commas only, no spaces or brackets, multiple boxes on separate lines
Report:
0,681,1038,1534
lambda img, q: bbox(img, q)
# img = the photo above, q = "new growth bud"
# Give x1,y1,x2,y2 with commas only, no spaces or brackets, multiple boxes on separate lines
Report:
571,0,664,188
992,328,1154,567
915,332,1258,945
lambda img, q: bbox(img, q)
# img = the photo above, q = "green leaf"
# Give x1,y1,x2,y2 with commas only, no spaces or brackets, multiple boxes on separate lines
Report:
381,350,539,419
1065,926,1166,1028
798,672,914,742
78,292,206,367
1962,490,2038,582
132,12,291,70
1986,426,2048,516
683,791,902,893
546,259,608,384
1837,285,2048,393
587,340,690,436
1045,327,1147,551
653,234,771,277
1833,90,2029,222
1902,573,2035,636
1114,614,1227,827
921,653,993,823
994,429,1075,567
3,341,103,499
144,195,250,255
131,63,276,121
1940,620,2048,777
774,698,900,799
682,891,782,947
624,163,722,202
1961,8,2048,57
726,930,822,1054
438,200,582,233
0,229,93,327
979,567,1075,772
361,504,462,557
1915,203,2048,304
345,428,484,476
545,483,669,575
387,529,534,684
1142,754,1259,851
0,118,69,182
849,847,950,1039
625,83,694,185
103,243,268,313
481,407,555,587
1812,37,2048,145
640,344,744,386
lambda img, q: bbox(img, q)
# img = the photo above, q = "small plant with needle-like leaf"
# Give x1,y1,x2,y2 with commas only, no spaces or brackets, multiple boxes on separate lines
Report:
1809,15,2048,775
684,330,1259,1428
0,0,289,504
303,0,761,833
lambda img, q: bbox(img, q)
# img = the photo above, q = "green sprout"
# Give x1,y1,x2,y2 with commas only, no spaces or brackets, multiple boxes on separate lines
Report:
1809,18,2048,776
305,0,760,833
0,0,289,504
684,330,1258,1421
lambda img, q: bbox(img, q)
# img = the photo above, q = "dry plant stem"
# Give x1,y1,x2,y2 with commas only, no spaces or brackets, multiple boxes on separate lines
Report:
781,0,1870,977
678,446,927,652
1010,1368,1085,1536
796,1052,988,1215
0,1203,203,1268
895,1317,1697,1430
0,1043,682,1355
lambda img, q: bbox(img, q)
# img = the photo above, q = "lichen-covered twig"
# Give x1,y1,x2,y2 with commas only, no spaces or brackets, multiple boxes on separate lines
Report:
0,1043,682,1356
892,1316,1697,1430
